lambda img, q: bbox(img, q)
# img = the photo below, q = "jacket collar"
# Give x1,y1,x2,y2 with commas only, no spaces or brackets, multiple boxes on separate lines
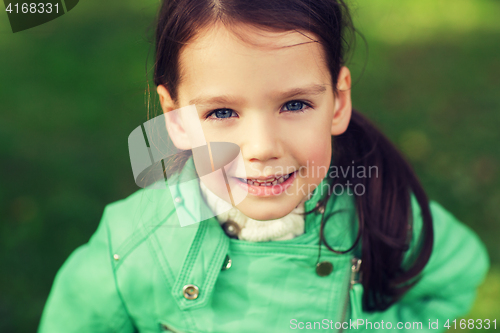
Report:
161,156,229,311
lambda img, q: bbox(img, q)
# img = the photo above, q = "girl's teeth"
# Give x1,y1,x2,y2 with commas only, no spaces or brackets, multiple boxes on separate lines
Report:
245,172,293,186
256,177,276,183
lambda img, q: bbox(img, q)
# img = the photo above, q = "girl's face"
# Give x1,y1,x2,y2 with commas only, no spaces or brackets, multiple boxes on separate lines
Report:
158,23,352,221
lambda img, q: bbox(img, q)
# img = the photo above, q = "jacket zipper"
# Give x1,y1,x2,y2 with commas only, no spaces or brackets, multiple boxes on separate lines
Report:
339,257,362,333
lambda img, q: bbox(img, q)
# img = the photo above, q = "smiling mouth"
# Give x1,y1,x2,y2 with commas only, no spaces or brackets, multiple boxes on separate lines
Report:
235,171,296,186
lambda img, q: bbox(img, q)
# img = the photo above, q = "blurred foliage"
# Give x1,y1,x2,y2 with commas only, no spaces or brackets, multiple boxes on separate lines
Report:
0,0,498,332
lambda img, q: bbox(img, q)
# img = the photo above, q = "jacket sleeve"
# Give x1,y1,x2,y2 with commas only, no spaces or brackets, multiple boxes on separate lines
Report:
38,207,137,333
352,199,490,333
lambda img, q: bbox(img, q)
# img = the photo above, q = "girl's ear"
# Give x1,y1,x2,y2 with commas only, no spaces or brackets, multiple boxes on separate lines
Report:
157,85,191,150
331,66,352,136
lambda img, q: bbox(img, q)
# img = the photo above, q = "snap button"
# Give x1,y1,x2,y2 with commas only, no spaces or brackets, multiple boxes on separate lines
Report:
174,196,183,204
221,220,240,239
221,254,232,271
182,284,199,300
316,261,333,276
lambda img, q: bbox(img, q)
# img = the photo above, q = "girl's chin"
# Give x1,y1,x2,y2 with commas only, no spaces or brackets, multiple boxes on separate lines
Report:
235,204,297,221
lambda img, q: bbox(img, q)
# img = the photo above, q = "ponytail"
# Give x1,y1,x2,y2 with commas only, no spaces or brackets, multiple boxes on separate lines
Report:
316,109,434,311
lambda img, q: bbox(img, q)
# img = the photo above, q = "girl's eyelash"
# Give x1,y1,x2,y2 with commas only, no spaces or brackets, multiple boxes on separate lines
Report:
282,100,313,112
204,100,313,122
204,109,236,122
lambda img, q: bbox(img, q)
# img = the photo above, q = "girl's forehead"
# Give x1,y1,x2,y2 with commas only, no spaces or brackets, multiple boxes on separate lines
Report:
177,22,331,93
189,22,321,51
212,23,318,50
177,22,329,77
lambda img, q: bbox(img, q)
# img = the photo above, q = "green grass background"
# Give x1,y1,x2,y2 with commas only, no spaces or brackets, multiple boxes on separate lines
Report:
0,0,498,331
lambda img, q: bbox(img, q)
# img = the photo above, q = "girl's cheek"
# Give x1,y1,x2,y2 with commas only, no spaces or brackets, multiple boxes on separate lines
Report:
294,140,331,179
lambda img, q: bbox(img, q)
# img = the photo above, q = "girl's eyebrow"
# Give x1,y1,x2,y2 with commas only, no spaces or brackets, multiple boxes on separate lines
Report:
189,84,327,107
276,84,327,100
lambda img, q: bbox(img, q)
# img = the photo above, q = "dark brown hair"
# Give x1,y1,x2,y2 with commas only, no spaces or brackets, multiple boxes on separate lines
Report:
153,0,433,312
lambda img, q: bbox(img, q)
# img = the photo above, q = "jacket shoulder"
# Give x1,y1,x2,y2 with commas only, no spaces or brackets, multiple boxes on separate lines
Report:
39,187,180,333
408,196,489,277
38,201,138,332
355,197,490,330
405,196,489,309
103,187,177,251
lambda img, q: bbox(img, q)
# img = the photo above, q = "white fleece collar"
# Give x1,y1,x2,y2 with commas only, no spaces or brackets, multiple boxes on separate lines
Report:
199,180,311,242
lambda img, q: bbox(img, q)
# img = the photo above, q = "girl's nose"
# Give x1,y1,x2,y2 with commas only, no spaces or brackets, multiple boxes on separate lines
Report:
242,116,285,163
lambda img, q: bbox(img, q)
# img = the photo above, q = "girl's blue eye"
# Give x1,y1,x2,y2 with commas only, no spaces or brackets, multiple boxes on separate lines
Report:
208,109,235,120
283,101,309,112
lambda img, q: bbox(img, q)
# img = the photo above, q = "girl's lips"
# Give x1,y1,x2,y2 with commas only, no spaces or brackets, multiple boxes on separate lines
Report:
234,171,297,197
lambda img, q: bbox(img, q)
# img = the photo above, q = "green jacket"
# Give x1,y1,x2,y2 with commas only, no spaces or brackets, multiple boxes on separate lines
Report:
38,157,490,332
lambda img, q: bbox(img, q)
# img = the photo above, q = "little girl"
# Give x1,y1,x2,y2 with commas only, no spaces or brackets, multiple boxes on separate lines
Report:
38,0,490,332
